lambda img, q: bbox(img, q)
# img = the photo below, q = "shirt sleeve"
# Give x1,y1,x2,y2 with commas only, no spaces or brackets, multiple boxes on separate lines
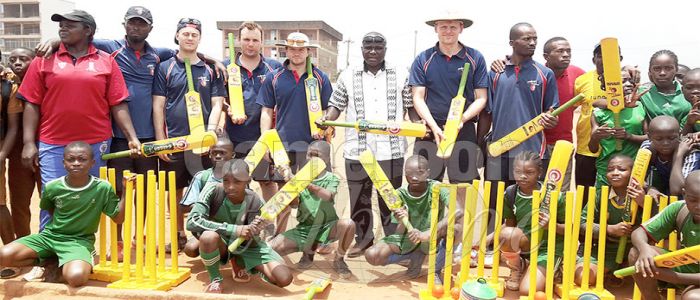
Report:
17,57,46,105
486,71,497,113
329,72,348,111
91,39,116,53
322,174,340,195
256,73,276,108
102,183,121,218
152,62,168,97
543,70,559,110
319,71,333,110
39,184,54,211
682,151,700,178
408,56,426,87
106,57,129,106
642,201,682,243
210,65,227,98
181,172,203,205
155,48,177,62
401,76,413,109
472,52,489,89
185,184,237,239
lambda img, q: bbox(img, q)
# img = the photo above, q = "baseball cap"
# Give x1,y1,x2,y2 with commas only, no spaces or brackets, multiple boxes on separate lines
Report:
124,6,152,24
51,10,96,30
174,18,202,44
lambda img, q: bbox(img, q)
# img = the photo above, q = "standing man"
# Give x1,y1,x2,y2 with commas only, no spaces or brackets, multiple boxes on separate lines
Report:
541,37,584,190
482,23,559,190
223,21,282,201
257,32,332,234
410,10,488,184
152,18,225,252
319,32,413,256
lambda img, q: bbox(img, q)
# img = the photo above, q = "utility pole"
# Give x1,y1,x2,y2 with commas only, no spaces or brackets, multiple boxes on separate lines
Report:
413,30,418,58
343,39,354,68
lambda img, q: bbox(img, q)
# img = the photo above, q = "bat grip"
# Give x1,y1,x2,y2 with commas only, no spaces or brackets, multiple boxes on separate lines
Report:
400,216,414,232
302,289,316,300
616,236,629,264
613,265,634,278
551,93,585,116
319,120,351,128
614,114,623,150
101,150,131,160
227,237,245,253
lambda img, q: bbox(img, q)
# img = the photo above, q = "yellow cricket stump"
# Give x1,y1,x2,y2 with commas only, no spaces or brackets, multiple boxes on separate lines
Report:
632,196,654,300
419,184,444,300
667,196,678,300
555,186,584,298
91,167,125,282
519,190,541,300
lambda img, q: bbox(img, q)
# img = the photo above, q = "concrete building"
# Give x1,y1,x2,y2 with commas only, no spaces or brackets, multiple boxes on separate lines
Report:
216,20,342,80
0,0,75,62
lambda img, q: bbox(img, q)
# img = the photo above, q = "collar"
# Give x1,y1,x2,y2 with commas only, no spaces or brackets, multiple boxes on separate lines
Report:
122,37,155,54
57,42,99,58
506,57,534,67
236,53,266,72
433,42,467,59
650,81,682,95
175,55,206,66
363,61,386,73
282,59,310,73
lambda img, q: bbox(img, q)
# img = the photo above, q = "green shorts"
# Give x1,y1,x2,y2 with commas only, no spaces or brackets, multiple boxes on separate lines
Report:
575,243,622,271
281,221,337,252
227,237,282,274
16,232,95,267
382,234,424,255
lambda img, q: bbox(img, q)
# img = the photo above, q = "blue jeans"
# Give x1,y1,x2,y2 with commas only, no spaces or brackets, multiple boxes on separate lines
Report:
38,140,110,230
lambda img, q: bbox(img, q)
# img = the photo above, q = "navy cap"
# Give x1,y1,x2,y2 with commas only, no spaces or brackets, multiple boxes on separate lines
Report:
124,6,152,24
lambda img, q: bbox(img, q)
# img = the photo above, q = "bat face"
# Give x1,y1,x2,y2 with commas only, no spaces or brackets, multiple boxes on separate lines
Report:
259,157,325,220
601,38,624,113
227,65,242,87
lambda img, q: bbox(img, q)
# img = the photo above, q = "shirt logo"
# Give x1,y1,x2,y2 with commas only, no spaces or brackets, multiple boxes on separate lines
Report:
55,198,63,208
258,75,266,84
87,61,97,72
198,76,209,87
527,80,540,92
58,62,67,69
147,64,155,76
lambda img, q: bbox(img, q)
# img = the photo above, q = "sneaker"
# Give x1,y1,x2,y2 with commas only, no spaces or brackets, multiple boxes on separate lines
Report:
0,267,20,279
22,266,44,282
505,258,525,291
165,233,187,254
296,253,314,269
332,259,352,279
204,278,223,293
230,260,250,283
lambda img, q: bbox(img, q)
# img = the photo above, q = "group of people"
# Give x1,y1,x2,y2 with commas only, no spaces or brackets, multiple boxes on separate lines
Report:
0,6,695,299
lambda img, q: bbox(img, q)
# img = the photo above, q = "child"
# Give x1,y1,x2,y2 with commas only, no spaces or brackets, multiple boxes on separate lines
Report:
642,116,681,198
268,141,355,278
186,159,291,293
574,155,644,286
589,69,648,187
628,170,700,300
498,151,566,295
680,68,700,135
0,142,128,287
364,155,452,279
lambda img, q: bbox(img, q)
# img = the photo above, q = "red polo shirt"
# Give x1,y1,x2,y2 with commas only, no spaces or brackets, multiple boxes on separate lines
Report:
19,43,128,145
544,65,585,144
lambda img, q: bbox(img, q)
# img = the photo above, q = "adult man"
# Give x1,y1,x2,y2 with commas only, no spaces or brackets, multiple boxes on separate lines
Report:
257,32,332,233
482,23,558,189
223,21,282,201
410,10,488,184
319,32,413,256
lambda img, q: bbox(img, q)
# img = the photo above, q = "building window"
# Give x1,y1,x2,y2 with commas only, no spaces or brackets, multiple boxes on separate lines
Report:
23,23,40,35
21,3,39,17
4,38,40,49
4,23,20,35
3,4,21,18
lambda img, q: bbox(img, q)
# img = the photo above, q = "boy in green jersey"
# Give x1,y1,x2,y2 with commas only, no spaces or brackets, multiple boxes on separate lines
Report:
629,170,700,300
269,141,355,279
0,141,128,287
186,159,291,293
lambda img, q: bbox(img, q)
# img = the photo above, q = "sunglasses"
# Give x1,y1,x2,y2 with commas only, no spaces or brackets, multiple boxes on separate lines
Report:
286,39,309,47
179,18,201,25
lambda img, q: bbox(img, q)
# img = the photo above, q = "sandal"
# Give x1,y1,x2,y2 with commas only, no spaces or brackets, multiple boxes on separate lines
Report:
230,260,250,283
0,267,20,279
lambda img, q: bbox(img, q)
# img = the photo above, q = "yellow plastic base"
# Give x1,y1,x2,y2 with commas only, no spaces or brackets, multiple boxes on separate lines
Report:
90,263,128,282
107,277,172,291
567,287,616,300
419,288,453,300
158,268,191,287
485,278,505,298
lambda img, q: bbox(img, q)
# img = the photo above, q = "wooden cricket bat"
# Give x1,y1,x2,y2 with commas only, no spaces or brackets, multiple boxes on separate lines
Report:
227,33,246,120
614,244,700,277
101,131,218,160
243,129,291,176
601,38,624,151
616,148,652,263
228,157,326,252
319,119,427,138
437,62,470,159
359,150,414,231
302,277,332,300
184,58,208,154
538,140,574,217
487,93,585,157
304,56,324,137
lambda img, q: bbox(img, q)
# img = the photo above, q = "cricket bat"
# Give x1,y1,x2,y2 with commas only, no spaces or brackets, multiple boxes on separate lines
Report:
227,33,246,120
601,37,624,151
359,150,414,231
101,131,218,160
228,157,326,252
243,129,291,176
304,56,324,137
437,62,470,159
614,244,700,277
302,278,332,300
615,148,652,263
319,119,427,138
184,58,208,154
487,93,585,157
538,140,574,217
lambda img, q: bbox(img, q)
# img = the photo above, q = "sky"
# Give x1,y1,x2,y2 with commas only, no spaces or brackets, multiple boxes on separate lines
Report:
69,0,698,80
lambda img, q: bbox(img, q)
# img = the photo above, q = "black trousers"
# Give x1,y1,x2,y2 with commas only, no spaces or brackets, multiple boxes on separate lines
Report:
345,157,404,249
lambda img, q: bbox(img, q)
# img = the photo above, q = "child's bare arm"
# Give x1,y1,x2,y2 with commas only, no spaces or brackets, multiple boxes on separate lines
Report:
307,183,335,202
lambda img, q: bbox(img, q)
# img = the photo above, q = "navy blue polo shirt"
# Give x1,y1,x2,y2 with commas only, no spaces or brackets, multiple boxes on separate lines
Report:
409,43,489,124
152,57,226,138
222,55,282,143
487,58,559,157
92,38,176,139
256,60,332,152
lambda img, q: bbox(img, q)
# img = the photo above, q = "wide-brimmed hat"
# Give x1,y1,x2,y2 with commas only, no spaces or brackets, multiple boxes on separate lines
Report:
425,10,473,28
275,32,319,48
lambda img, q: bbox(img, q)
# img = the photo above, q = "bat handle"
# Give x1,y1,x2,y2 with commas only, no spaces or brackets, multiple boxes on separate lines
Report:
101,150,131,160
227,237,245,253
302,289,316,300
614,114,623,150
400,216,414,232
613,265,634,278
616,235,629,264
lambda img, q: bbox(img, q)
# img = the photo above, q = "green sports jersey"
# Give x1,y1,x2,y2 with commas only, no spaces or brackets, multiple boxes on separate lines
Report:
40,176,120,241
639,82,690,124
296,171,340,227
643,201,700,248
394,180,450,231
592,106,646,186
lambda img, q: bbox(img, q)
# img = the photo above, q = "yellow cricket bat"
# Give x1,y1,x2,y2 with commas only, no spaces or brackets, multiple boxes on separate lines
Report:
303,278,332,300
538,140,574,217
228,157,326,252
243,129,291,176
304,56,324,137
601,37,624,151
614,244,700,277
101,131,217,160
616,148,652,263
359,150,414,231
437,62,470,159
184,58,208,154
487,93,585,157
319,119,427,138
227,33,246,120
